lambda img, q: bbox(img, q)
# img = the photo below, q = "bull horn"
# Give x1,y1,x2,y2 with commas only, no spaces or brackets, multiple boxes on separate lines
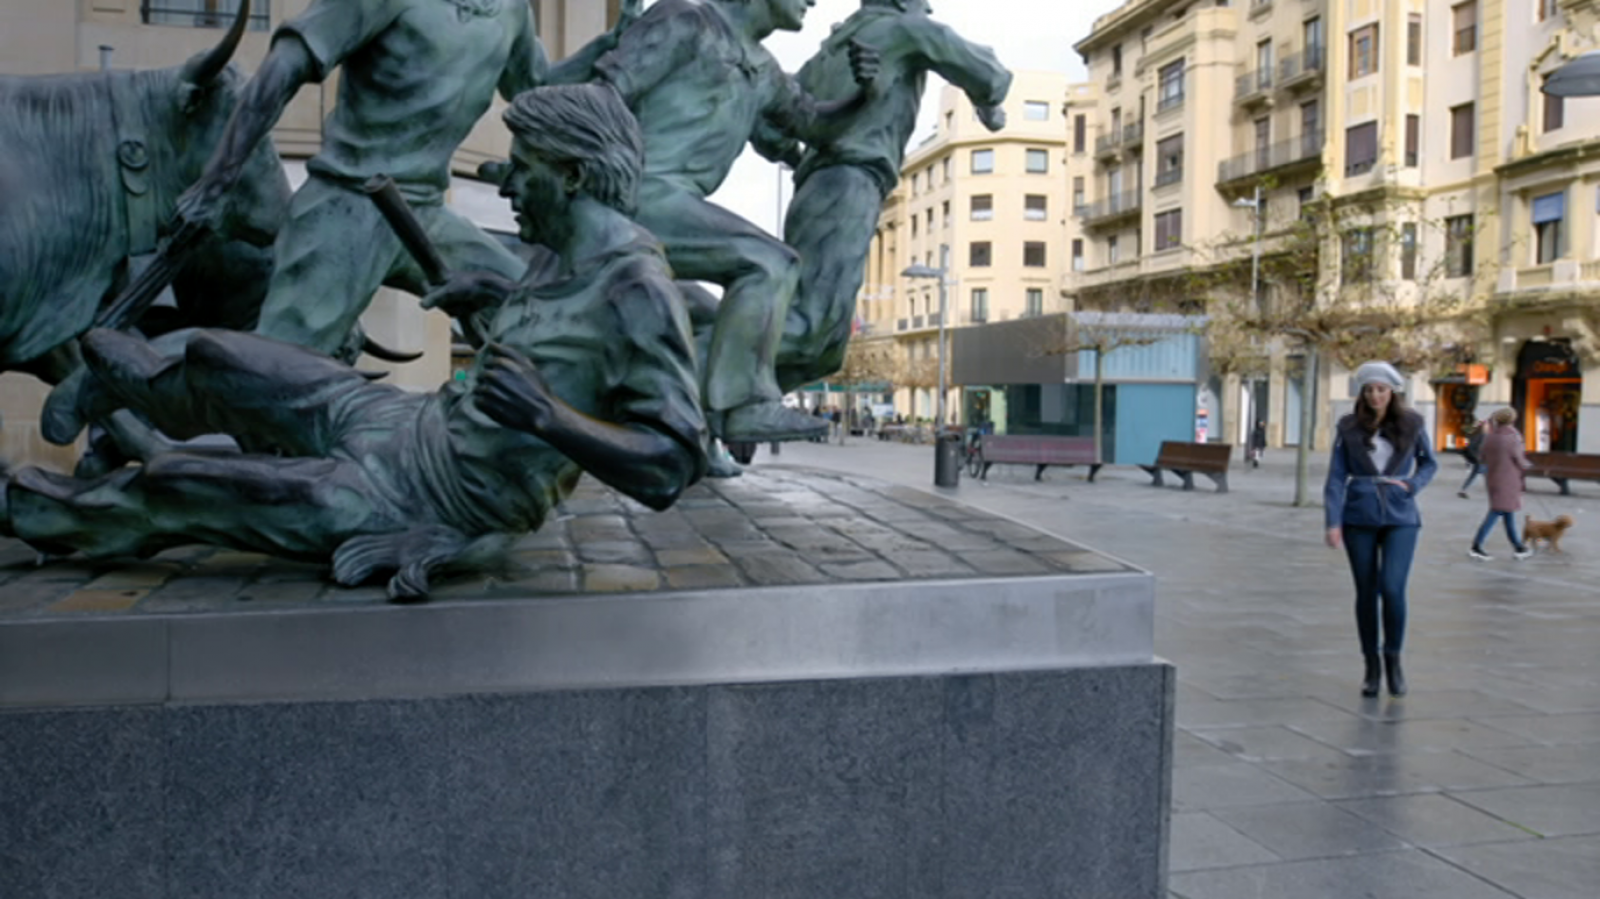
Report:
361,336,425,364
181,0,251,86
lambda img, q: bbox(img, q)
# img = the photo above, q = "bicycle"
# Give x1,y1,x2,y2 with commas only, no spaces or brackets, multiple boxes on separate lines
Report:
964,431,985,478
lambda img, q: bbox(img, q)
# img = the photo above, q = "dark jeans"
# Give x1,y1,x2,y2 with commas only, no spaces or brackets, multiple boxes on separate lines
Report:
1342,525,1419,656
1461,463,1485,491
1473,510,1525,551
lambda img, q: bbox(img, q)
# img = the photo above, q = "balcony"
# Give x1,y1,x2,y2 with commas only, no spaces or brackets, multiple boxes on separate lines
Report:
1217,130,1324,185
1095,131,1121,159
1157,90,1185,114
1494,260,1589,297
897,313,943,334
1277,46,1324,92
1121,120,1145,151
1234,67,1273,107
1080,191,1142,229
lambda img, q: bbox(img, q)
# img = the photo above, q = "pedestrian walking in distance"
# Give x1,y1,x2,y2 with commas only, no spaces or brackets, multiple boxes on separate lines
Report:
1324,361,1438,698
1249,420,1267,468
1468,408,1534,562
1457,419,1487,498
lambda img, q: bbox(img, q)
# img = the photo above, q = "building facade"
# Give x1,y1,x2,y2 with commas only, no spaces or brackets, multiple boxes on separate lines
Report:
855,71,1073,422
1069,0,1600,455
0,0,618,467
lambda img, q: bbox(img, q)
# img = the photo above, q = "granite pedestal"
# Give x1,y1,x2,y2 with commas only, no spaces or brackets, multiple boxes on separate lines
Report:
0,466,1172,898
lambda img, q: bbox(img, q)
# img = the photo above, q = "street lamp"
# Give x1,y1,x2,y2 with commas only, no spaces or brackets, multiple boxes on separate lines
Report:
903,244,958,486
1232,186,1266,453
902,244,950,429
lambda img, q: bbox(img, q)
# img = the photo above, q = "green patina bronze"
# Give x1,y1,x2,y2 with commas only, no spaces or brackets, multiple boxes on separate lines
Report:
2,84,705,601
777,0,1011,392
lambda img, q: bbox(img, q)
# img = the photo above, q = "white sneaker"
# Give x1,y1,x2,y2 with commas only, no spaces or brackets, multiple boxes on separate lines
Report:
1468,547,1492,561
1513,547,1533,561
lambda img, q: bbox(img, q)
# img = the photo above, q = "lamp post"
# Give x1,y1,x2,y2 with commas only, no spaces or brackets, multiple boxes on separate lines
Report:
1543,52,1600,97
1232,186,1265,454
903,244,956,486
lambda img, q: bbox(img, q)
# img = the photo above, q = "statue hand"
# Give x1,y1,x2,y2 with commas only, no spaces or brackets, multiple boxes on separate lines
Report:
477,159,511,188
171,171,232,242
476,342,557,435
422,270,515,317
848,40,881,88
976,104,1007,132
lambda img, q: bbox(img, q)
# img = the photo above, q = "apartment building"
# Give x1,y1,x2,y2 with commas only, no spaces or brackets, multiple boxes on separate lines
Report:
0,0,617,466
855,71,1073,421
1071,0,1600,454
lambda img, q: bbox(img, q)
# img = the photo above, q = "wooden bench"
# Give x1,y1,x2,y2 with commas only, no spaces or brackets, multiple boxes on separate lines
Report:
1140,441,1232,493
1525,451,1600,495
977,435,1101,482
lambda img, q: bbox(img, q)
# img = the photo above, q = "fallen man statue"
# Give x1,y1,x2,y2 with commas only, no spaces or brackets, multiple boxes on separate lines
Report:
0,84,706,601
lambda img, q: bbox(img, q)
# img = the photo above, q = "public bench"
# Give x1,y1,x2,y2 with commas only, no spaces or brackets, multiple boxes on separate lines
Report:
1525,451,1600,495
1140,441,1232,493
977,435,1101,482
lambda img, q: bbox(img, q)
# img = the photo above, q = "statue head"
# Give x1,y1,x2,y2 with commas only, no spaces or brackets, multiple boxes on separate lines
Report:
501,84,644,242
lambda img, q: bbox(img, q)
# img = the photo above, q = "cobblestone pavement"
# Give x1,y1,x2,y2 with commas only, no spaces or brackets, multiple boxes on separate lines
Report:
0,466,1127,620
760,437,1600,899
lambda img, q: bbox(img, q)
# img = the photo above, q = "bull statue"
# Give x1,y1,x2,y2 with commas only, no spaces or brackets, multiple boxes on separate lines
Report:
0,0,289,392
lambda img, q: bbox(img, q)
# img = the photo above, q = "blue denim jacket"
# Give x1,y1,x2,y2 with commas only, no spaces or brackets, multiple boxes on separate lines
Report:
1324,412,1438,528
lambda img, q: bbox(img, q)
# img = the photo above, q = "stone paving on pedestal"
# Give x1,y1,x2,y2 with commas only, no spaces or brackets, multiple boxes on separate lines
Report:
0,467,1132,621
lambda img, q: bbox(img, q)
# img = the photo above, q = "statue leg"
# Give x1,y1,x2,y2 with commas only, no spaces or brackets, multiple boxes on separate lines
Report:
254,178,405,356
638,186,823,443
777,166,882,394
4,452,382,562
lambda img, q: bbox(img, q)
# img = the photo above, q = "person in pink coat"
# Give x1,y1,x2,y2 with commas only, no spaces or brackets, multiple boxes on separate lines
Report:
1469,407,1534,561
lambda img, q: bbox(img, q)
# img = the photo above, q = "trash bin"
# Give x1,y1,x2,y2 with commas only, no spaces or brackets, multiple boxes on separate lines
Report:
934,431,962,487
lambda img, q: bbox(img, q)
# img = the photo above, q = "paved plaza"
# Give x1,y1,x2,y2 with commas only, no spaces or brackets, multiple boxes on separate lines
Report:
760,436,1600,899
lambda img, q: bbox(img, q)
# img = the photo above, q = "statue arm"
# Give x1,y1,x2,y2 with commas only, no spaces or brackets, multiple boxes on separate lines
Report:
767,43,882,145
905,19,1012,113
474,343,704,511
591,5,696,102
498,0,549,98
174,36,317,233
544,0,644,86
751,116,803,168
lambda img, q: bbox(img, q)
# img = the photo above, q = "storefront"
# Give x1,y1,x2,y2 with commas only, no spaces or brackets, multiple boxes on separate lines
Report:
1512,339,1582,452
1432,364,1489,452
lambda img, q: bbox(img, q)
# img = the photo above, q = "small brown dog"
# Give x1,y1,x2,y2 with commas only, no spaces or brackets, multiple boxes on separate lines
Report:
1524,514,1575,553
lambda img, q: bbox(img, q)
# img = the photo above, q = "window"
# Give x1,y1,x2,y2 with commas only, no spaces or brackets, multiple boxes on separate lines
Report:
1345,121,1377,175
1256,40,1273,89
942,200,951,229
910,216,918,238
1025,149,1049,173
1025,289,1044,317
1074,114,1087,153
1341,228,1374,283
1297,186,1316,220
1108,235,1120,264
1400,223,1417,280
970,288,989,323
942,157,951,181
1301,99,1320,143
1024,195,1048,221
945,111,954,132
1158,59,1186,111
1024,101,1050,121
1451,103,1475,159
970,241,992,267
1533,192,1565,264
1023,242,1047,267
1155,134,1184,186
1405,114,1419,167
1539,0,1559,20
971,149,994,173
1254,117,1271,168
1111,45,1123,77
1072,177,1086,211
1453,2,1477,55
1545,87,1565,133
1304,17,1324,63
1445,214,1474,277
926,209,934,232
971,194,994,220
1349,24,1378,79
1154,209,1183,251
143,0,270,30
1072,239,1085,272
1406,15,1422,66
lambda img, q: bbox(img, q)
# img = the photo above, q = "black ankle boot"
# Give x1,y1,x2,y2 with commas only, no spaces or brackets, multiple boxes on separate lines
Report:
1362,654,1382,697
1383,652,1406,697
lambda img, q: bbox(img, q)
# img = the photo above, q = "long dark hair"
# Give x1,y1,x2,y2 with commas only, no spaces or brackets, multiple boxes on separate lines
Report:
1349,387,1419,451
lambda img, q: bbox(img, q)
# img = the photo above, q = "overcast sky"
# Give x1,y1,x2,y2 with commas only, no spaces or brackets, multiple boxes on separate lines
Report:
689,0,1129,234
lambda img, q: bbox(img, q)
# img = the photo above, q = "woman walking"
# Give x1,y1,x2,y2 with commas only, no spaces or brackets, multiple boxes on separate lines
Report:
1324,362,1438,697
1468,408,1533,561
